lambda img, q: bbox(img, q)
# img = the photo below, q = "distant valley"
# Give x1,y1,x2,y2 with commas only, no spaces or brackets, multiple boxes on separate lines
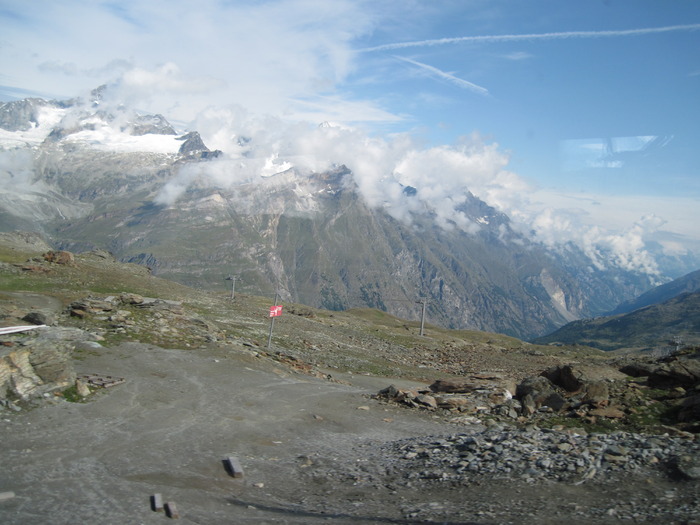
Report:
534,272,700,352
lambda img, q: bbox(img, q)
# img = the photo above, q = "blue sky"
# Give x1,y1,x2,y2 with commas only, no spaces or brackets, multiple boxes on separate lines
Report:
1,0,699,275
353,3,700,194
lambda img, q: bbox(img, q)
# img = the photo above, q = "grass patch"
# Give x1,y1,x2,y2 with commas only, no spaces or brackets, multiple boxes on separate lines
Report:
538,414,622,434
60,385,85,403
626,400,678,429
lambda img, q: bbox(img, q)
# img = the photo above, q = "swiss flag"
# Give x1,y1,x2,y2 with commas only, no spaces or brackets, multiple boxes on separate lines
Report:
269,305,283,317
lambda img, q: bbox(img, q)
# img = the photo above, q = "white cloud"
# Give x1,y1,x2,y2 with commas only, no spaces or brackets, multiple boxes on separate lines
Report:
0,149,37,190
519,189,700,274
502,51,533,61
0,0,389,123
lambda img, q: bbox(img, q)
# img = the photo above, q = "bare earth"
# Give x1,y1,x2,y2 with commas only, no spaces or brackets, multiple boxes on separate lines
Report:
1,340,698,524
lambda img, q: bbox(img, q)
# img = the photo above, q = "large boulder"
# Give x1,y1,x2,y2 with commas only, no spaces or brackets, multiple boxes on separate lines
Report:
677,394,700,423
541,364,612,407
541,364,585,392
515,376,565,414
648,359,700,389
43,250,75,266
429,379,479,393
429,374,516,396
580,380,610,406
22,311,53,326
0,349,44,400
619,362,657,378
516,376,557,400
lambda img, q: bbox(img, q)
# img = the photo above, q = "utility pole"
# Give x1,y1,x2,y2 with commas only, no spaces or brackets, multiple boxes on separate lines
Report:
225,275,237,301
417,298,427,337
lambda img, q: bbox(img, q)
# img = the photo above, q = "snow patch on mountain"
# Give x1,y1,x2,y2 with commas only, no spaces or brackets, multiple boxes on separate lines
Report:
0,105,67,148
61,124,181,154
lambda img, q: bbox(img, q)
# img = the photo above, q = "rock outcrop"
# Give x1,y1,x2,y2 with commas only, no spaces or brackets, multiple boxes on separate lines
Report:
377,352,700,433
0,327,84,403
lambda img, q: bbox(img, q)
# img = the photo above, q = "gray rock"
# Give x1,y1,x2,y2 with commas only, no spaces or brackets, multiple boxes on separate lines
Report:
75,378,91,398
415,394,438,410
620,362,657,377
678,393,700,422
126,114,176,136
649,359,700,389
22,311,51,326
542,364,586,392
674,454,700,480
582,381,609,405
542,392,567,411
516,376,559,412
0,98,57,131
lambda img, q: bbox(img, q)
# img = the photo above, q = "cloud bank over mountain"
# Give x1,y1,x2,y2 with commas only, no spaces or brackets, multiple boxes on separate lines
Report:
146,104,686,277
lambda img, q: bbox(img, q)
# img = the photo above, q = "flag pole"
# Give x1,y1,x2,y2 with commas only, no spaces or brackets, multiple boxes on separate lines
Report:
267,291,280,350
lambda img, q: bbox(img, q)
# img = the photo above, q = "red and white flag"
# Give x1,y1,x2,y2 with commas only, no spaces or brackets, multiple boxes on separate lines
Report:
269,305,283,317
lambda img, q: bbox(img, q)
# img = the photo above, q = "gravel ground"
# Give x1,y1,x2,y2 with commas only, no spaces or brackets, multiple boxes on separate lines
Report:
1,340,698,524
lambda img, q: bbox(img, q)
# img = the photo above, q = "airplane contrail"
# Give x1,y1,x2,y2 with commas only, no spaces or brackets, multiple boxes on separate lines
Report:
362,23,700,52
395,56,489,96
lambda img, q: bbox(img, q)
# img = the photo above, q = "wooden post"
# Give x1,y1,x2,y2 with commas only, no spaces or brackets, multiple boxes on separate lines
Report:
225,275,236,300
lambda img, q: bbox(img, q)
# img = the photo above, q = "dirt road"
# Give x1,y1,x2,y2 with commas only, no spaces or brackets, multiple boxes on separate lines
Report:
0,341,455,524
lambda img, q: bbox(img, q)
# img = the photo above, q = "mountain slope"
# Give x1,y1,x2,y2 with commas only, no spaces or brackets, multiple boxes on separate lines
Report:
534,290,700,351
608,268,700,315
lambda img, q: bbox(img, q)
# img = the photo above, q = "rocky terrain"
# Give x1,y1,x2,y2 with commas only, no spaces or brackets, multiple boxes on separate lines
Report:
0,234,698,524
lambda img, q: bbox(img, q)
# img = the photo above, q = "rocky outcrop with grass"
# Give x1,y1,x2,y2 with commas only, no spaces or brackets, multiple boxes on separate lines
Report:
0,327,86,408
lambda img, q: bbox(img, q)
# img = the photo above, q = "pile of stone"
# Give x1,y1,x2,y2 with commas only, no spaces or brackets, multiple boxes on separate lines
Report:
300,424,699,523
375,373,516,417
379,426,700,484
12,250,76,274
41,250,75,266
